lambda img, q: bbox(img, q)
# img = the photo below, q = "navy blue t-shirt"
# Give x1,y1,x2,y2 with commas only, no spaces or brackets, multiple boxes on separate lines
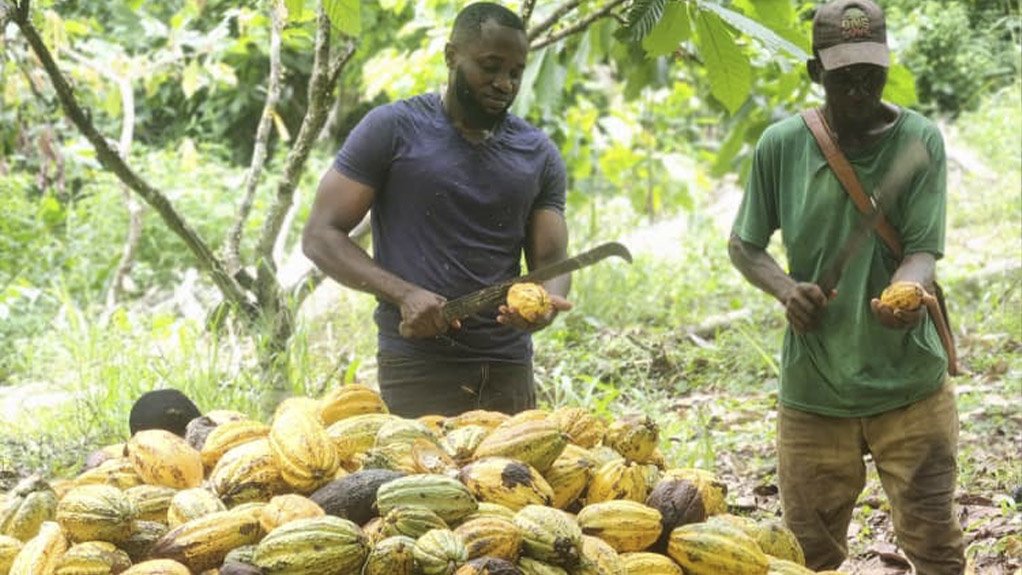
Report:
333,93,567,362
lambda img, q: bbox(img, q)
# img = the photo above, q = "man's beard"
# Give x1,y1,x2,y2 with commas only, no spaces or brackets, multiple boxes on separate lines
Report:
454,67,508,128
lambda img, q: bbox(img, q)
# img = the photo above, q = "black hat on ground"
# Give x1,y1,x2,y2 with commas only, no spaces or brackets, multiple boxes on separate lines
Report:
129,389,202,437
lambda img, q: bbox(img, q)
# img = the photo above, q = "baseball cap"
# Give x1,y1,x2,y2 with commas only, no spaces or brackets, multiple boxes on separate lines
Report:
813,0,889,70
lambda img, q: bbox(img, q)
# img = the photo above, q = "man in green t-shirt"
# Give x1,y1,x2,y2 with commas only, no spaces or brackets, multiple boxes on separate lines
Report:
728,0,965,572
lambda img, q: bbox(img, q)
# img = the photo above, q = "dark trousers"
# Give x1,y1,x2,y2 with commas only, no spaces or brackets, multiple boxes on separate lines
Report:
376,353,536,418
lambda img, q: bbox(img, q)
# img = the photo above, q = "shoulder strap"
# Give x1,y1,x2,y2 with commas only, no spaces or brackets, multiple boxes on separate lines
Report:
801,108,904,260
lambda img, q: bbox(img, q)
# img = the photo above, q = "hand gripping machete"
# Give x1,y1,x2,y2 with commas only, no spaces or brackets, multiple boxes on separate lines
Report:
441,241,632,322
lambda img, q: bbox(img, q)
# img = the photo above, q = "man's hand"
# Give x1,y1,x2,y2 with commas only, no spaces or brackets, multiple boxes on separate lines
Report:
783,282,834,333
870,297,925,330
497,295,572,332
398,288,460,338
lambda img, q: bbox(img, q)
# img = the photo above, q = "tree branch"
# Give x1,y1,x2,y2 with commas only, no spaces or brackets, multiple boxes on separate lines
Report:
520,0,538,28
254,4,355,302
226,0,285,275
11,6,255,315
527,0,582,41
530,0,629,50
63,48,147,307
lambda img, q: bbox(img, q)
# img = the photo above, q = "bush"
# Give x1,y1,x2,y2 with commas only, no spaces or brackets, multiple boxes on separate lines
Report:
889,0,1020,116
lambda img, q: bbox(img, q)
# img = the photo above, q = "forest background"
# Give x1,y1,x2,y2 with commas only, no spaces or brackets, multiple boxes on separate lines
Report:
0,0,1019,572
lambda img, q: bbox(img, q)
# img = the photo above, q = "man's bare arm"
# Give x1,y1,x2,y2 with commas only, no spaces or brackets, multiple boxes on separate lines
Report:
302,169,454,337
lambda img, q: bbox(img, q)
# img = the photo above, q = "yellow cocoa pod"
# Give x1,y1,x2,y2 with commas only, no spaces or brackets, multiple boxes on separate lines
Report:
166,488,226,528
126,430,203,490
460,457,554,511
258,494,324,533
577,534,625,575
517,556,568,575
472,419,567,474
753,519,805,566
148,509,264,572
620,551,682,574
587,460,649,504
667,522,768,575
8,520,67,575
879,281,924,311
319,384,389,426
73,458,144,490
208,438,287,506
543,443,595,510
549,407,605,449
120,559,190,575
443,410,509,432
54,540,132,575
453,516,521,561
199,419,270,471
124,485,176,524
604,415,660,464
55,484,136,545
0,534,25,574
0,476,58,542
576,500,662,553
767,556,815,574
506,283,552,322
268,409,340,494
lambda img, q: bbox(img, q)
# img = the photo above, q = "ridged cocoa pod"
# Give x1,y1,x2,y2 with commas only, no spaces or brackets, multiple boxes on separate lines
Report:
0,475,58,542
454,556,522,575
460,458,554,511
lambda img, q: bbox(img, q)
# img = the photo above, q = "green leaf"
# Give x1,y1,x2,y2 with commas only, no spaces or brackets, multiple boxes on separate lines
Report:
181,60,203,99
511,47,547,117
285,0,304,22
883,63,918,107
695,10,751,114
696,0,808,60
711,114,749,176
641,1,691,58
324,0,361,36
534,49,567,115
623,0,669,42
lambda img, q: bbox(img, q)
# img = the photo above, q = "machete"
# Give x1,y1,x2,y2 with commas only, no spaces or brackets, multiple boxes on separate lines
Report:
817,141,929,294
441,241,633,322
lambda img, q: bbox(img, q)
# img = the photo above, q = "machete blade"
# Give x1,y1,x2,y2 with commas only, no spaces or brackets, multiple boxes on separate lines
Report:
441,241,632,322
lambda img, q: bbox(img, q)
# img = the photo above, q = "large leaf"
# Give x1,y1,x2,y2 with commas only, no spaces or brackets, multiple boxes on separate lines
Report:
641,1,691,58
325,0,361,36
284,0,304,22
883,62,918,107
623,0,669,42
732,0,809,52
697,0,808,60
695,10,751,114
512,46,548,117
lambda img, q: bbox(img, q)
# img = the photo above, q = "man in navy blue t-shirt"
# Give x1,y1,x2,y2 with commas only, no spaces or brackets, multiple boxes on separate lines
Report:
302,2,571,417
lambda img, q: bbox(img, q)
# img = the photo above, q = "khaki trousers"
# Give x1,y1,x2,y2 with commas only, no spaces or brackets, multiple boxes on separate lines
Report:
777,383,966,574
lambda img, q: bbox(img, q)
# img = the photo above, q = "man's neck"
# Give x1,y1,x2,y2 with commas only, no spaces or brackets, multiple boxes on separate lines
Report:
824,103,900,152
441,90,497,142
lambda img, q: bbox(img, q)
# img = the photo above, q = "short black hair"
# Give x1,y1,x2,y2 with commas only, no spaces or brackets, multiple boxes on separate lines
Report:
450,2,525,45
129,388,201,437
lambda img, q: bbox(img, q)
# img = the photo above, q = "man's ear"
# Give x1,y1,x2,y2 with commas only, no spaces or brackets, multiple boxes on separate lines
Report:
807,59,823,84
444,42,457,69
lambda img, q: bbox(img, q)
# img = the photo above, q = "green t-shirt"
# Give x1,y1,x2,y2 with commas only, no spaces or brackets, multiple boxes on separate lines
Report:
732,108,949,417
